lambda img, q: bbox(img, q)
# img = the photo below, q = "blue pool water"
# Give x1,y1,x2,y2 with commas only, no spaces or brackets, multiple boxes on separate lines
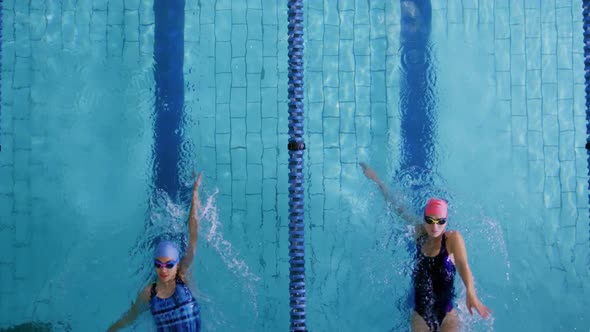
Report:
0,0,589,331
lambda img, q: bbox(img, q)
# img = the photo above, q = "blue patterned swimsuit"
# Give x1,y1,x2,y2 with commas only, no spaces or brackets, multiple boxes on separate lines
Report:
149,277,201,331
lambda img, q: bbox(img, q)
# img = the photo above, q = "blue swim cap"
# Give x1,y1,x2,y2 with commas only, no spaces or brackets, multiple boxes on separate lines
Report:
154,241,180,261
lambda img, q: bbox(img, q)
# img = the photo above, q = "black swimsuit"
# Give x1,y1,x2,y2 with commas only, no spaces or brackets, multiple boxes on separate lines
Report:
413,233,456,331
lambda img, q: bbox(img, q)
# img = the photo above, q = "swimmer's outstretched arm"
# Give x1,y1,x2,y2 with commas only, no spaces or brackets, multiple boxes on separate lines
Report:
360,162,420,225
178,171,202,280
107,286,151,332
448,231,492,319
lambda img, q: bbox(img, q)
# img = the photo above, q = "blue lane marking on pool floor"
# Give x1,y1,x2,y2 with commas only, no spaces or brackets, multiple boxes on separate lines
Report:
399,0,436,197
153,0,185,200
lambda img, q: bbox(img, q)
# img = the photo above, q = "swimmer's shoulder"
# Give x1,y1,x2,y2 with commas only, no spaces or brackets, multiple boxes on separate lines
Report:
444,230,462,240
444,230,466,253
139,284,153,303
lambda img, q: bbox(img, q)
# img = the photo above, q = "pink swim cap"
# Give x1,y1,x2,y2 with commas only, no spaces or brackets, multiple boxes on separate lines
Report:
424,198,448,218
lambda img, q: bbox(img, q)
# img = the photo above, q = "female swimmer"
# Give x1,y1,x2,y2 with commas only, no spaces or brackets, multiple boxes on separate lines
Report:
361,163,491,332
108,173,203,331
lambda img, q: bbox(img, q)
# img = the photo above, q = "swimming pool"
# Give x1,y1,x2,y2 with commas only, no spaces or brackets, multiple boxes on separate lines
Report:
0,0,588,331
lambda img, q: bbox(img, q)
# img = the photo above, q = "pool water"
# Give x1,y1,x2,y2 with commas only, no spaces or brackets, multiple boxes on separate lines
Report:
0,0,588,331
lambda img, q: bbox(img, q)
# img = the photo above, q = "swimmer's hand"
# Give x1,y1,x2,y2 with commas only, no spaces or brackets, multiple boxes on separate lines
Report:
192,171,202,207
192,170,203,189
466,292,492,319
359,162,378,182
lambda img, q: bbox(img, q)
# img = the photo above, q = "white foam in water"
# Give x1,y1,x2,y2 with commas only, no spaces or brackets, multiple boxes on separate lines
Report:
197,188,262,325
148,186,261,282
200,187,261,284
455,286,496,332
480,215,511,281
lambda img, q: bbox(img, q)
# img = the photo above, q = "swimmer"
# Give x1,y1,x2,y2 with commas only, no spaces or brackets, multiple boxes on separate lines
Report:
108,172,203,332
360,163,491,332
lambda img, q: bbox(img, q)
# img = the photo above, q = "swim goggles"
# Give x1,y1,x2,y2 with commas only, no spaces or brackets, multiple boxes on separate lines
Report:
424,216,447,225
154,259,178,269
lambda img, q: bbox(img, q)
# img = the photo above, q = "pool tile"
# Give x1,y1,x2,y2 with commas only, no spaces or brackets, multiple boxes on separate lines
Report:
573,116,586,149
541,54,557,85
528,160,545,192
0,168,13,200
246,103,262,133
216,73,231,103
370,102,387,137
0,231,16,264
576,176,589,208
139,25,153,55
542,83,558,114
370,72,386,103
215,42,232,73
559,130,575,162
573,86,585,117
323,57,339,88
309,163,324,195
199,117,216,148
231,179,247,210
574,213,590,244
246,133,263,164
512,115,528,146
557,69,573,100
90,9,107,42
496,71,511,100
323,178,341,210
107,25,124,57
323,117,340,148
556,7,573,38
124,11,140,42
557,38,572,69
231,25,247,56
527,99,542,131
339,134,357,163
370,39,387,71
30,0,45,10
230,117,247,148
246,164,263,194
574,147,587,175
525,9,541,38
247,73,261,102
557,227,576,264
323,88,338,118
230,87,247,116
13,59,31,90
200,24,215,56
527,69,542,99
355,116,371,147
512,73,526,103
29,10,47,42
262,179,277,210
262,26,278,57
544,145,560,177
560,160,576,192
495,8,511,39
354,56,370,86
558,99,574,132
216,103,231,134
353,25,370,56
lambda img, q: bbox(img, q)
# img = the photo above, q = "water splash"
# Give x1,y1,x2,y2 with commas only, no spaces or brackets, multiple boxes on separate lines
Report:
127,185,261,326
455,287,496,332
199,188,261,307
200,188,261,284
356,166,508,331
